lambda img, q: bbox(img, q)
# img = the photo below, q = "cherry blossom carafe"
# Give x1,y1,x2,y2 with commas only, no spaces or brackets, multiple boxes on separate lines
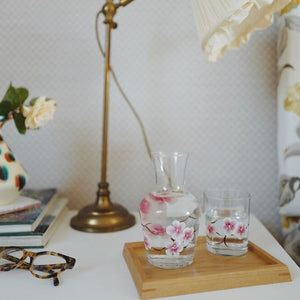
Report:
139,152,201,269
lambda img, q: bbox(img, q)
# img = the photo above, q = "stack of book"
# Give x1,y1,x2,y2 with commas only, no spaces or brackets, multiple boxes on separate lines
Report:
0,189,68,248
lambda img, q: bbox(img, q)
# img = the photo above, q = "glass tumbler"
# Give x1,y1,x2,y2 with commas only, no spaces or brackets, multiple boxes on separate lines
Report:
204,189,251,256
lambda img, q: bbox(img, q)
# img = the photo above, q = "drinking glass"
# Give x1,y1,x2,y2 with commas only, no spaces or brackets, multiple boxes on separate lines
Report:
204,189,251,256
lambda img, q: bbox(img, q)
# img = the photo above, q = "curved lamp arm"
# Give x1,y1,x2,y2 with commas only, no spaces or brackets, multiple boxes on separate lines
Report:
102,0,135,28
118,0,135,7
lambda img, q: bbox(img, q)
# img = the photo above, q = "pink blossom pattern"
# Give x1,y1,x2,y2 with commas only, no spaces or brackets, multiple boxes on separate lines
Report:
142,223,166,236
149,193,171,204
165,240,184,257
144,235,150,250
206,217,248,248
166,220,186,240
140,198,150,214
236,224,246,237
151,224,166,236
207,224,215,236
223,218,236,233
141,219,196,255
182,227,194,246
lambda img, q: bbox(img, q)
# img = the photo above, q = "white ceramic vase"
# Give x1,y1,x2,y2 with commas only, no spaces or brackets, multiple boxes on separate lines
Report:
0,129,29,206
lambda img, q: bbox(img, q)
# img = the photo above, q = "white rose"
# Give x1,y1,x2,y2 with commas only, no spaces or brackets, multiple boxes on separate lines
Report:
22,96,56,129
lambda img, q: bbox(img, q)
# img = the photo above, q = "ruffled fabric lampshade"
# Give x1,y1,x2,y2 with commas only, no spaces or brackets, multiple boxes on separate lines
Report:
192,0,291,61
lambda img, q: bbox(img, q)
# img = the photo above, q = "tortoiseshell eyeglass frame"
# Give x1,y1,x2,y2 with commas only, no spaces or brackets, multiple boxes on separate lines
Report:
0,247,76,286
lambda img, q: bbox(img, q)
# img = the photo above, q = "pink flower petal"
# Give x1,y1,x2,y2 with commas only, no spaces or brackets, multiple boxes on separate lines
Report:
166,220,186,240
149,193,171,204
207,224,215,236
144,235,150,250
236,224,246,236
152,224,166,236
140,198,150,214
182,227,194,246
165,240,183,256
223,218,236,233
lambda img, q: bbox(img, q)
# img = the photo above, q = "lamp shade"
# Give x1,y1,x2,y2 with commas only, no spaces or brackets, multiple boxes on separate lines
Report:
192,0,291,61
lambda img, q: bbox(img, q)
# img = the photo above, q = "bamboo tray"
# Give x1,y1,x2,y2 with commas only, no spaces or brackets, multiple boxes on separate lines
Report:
123,237,291,299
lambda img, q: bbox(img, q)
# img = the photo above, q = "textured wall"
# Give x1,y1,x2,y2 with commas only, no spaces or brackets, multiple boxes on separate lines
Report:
0,0,281,239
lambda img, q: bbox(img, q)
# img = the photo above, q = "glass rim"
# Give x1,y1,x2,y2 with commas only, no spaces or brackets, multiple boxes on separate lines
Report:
151,151,189,158
203,189,251,201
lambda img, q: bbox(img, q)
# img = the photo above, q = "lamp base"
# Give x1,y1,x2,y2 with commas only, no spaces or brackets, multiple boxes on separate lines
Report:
70,202,136,233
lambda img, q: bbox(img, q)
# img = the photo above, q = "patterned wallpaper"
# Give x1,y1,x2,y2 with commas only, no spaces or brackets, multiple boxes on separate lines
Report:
0,0,282,240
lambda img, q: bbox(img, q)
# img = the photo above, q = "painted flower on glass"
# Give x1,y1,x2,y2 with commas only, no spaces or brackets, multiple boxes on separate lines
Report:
149,193,171,204
207,224,215,237
284,82,300,116
140,198,150,214
142,223,166,236
223,218,236,234
166,220,185,240
236,223,247,238
206,217,248,248
182,227,194,246
141,218,196,255
144,234,150,250
151,224,166,236
165,240,184,257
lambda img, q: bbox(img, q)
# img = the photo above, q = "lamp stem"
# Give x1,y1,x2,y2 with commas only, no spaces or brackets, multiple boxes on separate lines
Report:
96,0,116,209
95,18,113,210
101,21,112,184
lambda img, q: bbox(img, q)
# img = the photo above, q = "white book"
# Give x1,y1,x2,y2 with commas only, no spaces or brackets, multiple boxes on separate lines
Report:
0,198,68,248
0,196,41,216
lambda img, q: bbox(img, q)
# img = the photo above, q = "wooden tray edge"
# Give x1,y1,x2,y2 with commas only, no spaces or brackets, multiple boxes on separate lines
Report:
123,238,292,299
123,244,144,298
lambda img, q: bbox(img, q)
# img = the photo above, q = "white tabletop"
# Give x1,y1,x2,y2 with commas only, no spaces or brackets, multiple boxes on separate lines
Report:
1,211,299,300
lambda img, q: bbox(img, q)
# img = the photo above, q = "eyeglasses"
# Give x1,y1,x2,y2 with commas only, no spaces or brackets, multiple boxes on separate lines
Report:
0,247,76,286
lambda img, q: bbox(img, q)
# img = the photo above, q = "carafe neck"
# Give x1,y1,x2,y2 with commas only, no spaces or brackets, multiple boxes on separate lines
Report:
152,152,188,192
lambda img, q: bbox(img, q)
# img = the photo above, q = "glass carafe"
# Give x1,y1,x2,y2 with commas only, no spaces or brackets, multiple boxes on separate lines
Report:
139,152,201,269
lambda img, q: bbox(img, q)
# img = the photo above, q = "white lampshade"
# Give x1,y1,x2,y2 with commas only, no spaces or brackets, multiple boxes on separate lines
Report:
192,0,291,61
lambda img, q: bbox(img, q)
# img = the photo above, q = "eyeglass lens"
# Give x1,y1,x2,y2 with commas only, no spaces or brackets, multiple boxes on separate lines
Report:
32,254,66,277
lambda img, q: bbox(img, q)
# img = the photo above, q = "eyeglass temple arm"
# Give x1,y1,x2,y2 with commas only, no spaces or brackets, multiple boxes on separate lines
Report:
1,254,27,267
52,275,59,286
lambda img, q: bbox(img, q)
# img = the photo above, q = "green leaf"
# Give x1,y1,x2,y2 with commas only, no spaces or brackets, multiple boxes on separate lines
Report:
13,112,26,135
2,83,20,110
16,87,29,104
30,97,38,106
2,83,16,101
0,101,12,117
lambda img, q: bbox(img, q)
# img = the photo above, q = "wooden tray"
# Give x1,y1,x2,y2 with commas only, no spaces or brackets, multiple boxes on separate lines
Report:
123,237,291,299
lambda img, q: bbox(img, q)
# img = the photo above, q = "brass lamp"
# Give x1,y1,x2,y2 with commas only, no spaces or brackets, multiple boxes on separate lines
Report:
70,0,136,233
